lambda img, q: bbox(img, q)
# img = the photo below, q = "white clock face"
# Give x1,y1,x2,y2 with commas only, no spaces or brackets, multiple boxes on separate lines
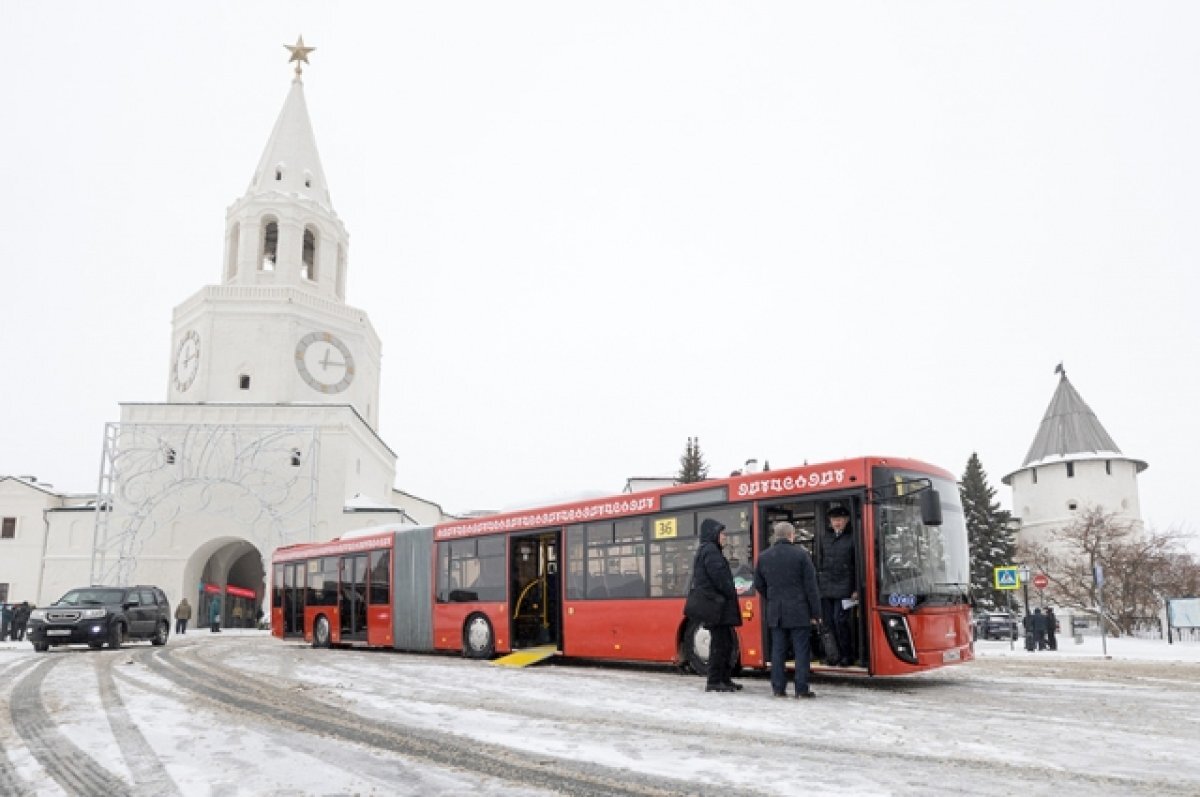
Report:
295,331,355,394
173,330,200,392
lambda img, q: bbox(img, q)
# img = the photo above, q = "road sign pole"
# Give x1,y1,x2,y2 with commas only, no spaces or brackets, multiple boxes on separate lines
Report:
1095,564,1108,657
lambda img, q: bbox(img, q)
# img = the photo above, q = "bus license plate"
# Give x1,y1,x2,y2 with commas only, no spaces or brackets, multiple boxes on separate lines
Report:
47,630,71,636
942,648,961,663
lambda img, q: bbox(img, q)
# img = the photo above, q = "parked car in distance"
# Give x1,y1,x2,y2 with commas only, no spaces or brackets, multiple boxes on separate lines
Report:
977,611,1020,640
26,586,171,652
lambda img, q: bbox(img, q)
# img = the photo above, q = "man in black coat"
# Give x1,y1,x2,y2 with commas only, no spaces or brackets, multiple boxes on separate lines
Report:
818,505,858,666
692,518,743,692
11,602,31,642
1031,608,1048,651
754,521,822,698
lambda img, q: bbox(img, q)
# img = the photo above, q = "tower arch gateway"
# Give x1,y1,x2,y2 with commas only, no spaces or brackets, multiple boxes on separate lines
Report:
189,538,266,629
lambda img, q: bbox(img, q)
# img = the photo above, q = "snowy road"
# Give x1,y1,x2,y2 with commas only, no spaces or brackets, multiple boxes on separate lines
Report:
1,632,1198,796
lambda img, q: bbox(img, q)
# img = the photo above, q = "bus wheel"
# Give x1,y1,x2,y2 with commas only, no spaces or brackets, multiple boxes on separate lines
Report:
684,620,740,677
683,620,711,674
312,615,332,649
463,614,495,659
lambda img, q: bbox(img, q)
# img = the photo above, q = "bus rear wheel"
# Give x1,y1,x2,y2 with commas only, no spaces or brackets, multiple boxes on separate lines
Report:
683,620,740,677
312,616,331,649
463,614,495,659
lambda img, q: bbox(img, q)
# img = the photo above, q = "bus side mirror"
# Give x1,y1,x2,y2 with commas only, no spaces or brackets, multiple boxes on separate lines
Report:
921,488,943,526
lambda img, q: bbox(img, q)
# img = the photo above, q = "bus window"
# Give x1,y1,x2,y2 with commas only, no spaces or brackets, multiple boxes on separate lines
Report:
584,521,615,599
369,549,390,605
648,512,696,597
272,564,283,609
565,524,585,599
307,557,337,607
763,501,817,555
438,537,505,603
610,518,647,598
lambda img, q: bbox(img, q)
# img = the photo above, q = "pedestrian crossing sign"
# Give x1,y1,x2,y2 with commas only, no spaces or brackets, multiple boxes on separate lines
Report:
994,566,1020,590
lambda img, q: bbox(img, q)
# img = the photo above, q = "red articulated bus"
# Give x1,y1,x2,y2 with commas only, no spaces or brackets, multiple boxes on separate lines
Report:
271,456,974,677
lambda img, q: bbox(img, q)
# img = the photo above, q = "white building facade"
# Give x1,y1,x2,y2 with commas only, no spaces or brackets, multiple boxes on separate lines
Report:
1,52,448,621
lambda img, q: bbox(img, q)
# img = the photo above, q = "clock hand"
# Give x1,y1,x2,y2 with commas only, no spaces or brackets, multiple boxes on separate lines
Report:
319,348,345,371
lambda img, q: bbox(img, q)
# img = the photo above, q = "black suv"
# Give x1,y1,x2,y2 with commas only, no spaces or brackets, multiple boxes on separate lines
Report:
27,586,171,652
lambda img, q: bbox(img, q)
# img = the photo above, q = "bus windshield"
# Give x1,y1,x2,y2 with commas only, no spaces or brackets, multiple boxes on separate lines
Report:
873,470,969,605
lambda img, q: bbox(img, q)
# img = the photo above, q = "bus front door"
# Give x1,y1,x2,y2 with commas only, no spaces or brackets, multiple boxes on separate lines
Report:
283,562,305,637
510,531,562,650
339,554,369,642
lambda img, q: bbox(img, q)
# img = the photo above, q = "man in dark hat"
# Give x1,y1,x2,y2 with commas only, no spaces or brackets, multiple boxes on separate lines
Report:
817,505,858,666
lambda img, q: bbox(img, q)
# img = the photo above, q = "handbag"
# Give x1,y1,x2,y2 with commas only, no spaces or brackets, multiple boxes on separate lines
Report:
683,587,726,626
819,624,840,665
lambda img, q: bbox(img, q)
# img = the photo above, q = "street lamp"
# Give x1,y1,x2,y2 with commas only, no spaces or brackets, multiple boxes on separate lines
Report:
1018,565,1031,618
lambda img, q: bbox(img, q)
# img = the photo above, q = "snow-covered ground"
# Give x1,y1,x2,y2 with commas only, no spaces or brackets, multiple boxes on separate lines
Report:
1,630,1198,796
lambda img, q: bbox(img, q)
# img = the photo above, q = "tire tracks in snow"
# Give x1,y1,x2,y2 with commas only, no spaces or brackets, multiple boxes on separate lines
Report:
198,641,1197,797
8,656,132,797
145,642,761,797
94,653,182,797
0,656,43,797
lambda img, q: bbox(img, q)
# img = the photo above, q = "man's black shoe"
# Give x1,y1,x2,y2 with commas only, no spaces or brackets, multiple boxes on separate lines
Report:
724,681,744,691
705,684,736,693
796,690,816,699
772,691,788,698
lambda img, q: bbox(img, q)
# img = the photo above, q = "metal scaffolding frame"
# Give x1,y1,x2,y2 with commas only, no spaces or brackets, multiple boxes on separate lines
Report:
91,422,320,586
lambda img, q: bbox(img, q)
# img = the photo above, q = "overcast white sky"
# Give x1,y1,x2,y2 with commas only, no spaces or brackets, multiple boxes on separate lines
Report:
1,3,1197,545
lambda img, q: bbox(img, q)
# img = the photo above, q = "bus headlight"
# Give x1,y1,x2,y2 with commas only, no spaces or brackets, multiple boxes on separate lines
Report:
880,612,918,665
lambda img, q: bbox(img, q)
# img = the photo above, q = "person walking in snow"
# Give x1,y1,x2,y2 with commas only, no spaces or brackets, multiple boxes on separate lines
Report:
209,597,222,633
175,597,192,635
11,602,31,642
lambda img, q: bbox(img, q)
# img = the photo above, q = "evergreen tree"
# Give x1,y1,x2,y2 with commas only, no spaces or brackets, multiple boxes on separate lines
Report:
959,452,1015,609
677,436,709,483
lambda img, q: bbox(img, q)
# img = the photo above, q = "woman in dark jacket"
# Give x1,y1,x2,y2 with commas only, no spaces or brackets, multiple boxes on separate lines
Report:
691,518,743,692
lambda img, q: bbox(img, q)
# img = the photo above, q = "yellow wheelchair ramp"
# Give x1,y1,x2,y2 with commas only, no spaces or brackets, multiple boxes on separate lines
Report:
491,644,559,668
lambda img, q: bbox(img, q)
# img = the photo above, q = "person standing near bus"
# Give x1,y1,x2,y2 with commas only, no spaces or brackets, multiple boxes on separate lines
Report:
692,518,743,693
754,521,822,698
175,597,192,635
818,505,857,667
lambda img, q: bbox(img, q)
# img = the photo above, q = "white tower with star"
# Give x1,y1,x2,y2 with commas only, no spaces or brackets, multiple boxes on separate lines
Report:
35,40,440,616
169,37,381,427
